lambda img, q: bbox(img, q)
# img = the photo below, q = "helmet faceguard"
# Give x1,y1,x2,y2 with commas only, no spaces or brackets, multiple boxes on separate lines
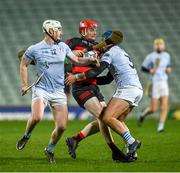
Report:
102,31,113,41
42,20,63,43
93,30,123,50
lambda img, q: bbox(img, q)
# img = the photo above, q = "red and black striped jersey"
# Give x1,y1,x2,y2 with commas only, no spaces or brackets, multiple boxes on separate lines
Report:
65,37,101,85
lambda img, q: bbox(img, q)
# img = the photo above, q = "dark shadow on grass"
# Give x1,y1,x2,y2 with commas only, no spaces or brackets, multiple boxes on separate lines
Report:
2,156,179,166
0,156,114,165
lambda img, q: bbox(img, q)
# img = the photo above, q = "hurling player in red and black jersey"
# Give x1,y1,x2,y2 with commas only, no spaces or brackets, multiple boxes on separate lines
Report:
65,20,130,162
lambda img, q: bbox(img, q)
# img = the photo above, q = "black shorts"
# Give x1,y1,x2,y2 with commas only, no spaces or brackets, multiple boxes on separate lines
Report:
72,84,105,108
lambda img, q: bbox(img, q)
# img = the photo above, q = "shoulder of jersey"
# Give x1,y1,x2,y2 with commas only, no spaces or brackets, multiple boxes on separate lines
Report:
58,41,67,46
163,51,170,57
27,41,42,51
110,45,121,52
65,37,81,44
147,51,156,57
30,40,46,49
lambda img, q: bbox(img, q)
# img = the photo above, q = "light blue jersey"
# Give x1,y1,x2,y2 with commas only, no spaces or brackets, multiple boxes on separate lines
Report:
101,46,142,89
142,51,171,82
25,40,74,92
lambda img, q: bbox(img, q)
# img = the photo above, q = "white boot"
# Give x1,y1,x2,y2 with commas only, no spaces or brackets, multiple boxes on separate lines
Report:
157,122,164,132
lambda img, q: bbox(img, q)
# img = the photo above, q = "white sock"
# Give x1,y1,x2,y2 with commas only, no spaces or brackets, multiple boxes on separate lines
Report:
157,122,164,131
122,131,135,145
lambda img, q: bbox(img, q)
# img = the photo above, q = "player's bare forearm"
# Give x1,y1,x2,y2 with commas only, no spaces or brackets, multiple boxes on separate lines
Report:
20,63,28,88
72,50,84,57
65,61,108,85
68,54,99,66
76,57,91,65
20,56,31,89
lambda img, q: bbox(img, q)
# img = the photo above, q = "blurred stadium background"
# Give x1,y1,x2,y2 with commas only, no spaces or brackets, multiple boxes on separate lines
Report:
0,0,180,119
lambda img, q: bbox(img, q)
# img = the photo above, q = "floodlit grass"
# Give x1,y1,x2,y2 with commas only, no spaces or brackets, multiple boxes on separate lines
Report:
0,119,180,172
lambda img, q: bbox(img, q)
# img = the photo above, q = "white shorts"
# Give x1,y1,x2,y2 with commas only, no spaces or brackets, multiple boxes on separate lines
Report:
152,80,169,99
113,86,143,107
32,87,67,106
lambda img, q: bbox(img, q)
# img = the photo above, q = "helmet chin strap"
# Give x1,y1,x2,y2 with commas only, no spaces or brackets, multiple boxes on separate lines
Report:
81,28,87,37
43,27,60,44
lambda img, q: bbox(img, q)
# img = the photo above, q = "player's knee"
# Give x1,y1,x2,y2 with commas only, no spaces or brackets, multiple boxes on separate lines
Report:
103,116,111,125
98,107,106,120
100,101,107,108
97,109,103,117
92,109,102,118
151,107,157,113
57,123,67,131
94,104,104,117
118,116,124,122
91,120,98,127
31,116,42,123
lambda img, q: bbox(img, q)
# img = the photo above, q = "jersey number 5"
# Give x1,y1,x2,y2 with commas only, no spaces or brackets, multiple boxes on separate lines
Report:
125,54,135,69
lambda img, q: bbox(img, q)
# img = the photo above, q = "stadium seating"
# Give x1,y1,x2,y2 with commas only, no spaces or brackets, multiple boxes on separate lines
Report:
0,0,179,110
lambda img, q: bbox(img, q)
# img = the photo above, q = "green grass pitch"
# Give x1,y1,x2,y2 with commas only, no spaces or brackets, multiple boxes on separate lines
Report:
0,119,180,172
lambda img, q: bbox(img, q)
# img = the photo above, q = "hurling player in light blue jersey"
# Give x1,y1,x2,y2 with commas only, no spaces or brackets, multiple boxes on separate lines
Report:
138,38,171,132
16,20,98,163
65,31,143,160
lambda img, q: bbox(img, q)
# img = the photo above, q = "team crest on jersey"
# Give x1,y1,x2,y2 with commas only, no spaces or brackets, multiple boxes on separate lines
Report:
51,49,57,55
59,47,65,53
42,48,57,55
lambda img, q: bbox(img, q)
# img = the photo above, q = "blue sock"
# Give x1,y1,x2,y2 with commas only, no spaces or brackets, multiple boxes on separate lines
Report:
47,143,55,153
24,133,31,139
122,131,135,145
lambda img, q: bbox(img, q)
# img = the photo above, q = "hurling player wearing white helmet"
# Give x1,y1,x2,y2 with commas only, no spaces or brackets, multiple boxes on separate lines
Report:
138,38,171,132
16,19,98,163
